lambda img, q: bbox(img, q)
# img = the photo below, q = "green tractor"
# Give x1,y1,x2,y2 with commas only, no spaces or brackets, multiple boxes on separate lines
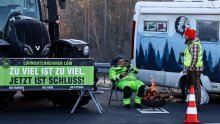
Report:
0,0,94,109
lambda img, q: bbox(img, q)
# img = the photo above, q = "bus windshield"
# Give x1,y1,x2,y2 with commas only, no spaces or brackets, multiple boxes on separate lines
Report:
0,0,40,38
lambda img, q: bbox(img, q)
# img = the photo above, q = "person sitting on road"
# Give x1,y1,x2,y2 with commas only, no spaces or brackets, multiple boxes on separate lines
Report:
109,55,145,108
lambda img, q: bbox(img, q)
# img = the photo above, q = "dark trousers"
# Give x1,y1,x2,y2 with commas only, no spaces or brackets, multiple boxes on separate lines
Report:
123,85,145,99
187,71,202,108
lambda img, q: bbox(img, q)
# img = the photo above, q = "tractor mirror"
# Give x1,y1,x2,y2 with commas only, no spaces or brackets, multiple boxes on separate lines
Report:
59,0,66,9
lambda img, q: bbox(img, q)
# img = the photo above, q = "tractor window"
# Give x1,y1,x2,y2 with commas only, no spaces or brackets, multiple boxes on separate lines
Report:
197,20,219,42
0,0,40,38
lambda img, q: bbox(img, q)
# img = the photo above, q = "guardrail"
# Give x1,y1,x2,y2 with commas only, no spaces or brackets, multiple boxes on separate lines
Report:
94,63,111,83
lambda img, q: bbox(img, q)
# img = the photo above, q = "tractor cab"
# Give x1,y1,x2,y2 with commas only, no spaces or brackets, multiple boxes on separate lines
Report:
0,0,73,58
0,0,40,39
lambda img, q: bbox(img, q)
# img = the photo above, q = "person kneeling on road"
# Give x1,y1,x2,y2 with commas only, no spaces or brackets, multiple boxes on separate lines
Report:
109,55,145,109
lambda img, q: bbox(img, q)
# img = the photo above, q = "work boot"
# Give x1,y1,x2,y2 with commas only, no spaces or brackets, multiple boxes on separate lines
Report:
123,98,131,109
134,96,142,108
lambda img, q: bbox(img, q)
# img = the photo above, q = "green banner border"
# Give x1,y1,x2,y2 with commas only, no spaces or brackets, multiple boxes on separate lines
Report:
0,58,94,91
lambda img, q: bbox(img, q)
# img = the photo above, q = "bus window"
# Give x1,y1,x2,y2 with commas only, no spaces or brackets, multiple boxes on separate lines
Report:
197,20,219,42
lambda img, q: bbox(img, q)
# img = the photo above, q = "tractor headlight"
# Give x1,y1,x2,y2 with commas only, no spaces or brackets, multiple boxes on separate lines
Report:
42,44,51,55
83,46,89,56
23,44,34,55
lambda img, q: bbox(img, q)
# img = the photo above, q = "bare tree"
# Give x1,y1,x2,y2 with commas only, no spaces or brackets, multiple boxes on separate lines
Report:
59,0,171,62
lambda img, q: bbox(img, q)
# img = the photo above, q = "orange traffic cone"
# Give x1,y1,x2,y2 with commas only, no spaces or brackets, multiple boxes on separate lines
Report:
184,85,200,124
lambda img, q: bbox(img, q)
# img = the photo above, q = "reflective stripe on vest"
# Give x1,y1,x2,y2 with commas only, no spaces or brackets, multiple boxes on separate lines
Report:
184,41,203,67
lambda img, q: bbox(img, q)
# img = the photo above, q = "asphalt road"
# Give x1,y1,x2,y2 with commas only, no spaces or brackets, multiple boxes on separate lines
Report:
0,90,220,124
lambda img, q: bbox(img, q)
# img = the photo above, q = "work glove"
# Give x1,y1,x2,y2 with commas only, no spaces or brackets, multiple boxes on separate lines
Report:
122,72,129,77
126,64,135,72
117,72,129,81
126,63,131,69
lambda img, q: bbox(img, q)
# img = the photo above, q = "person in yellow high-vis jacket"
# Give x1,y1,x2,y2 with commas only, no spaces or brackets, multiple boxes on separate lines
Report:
183,28,204,110
109,55,145,108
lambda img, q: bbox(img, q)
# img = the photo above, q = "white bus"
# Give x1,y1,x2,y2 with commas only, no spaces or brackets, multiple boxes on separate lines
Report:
131,0,220,101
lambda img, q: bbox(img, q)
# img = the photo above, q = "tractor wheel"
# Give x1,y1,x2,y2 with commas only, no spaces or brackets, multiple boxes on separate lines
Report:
21,91,47,99
47,90,91,108
0,51,17,109
0,91,17,109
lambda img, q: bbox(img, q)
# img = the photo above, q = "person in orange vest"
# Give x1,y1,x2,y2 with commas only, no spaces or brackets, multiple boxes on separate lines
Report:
183,28,204,109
